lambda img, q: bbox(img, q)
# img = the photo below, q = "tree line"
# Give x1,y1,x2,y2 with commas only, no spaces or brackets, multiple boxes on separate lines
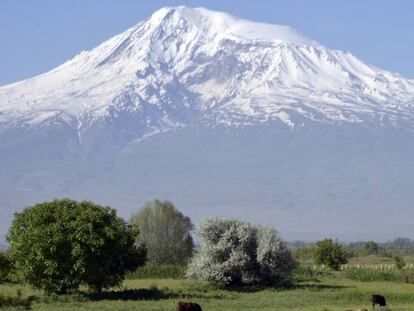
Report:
0,198,381,294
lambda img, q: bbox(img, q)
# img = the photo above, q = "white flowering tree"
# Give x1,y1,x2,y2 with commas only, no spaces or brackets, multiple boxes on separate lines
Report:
186,218,295,287
256,226,296,285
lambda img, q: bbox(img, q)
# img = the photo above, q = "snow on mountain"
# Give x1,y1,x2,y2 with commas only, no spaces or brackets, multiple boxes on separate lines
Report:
1,6,414,143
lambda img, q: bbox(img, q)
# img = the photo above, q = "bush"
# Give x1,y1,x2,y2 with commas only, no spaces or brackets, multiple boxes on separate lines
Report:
186,218,295,287
7,199,146,294
313,239,348,270
130,200,194,265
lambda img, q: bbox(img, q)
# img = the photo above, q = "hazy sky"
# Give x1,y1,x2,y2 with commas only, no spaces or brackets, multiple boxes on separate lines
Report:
1,0,413,85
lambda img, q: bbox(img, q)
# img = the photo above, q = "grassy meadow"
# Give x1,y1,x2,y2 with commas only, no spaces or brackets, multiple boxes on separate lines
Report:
2,261,414,310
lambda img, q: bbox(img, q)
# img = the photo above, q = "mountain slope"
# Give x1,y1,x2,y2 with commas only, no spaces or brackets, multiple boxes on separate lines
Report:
1,6,414,241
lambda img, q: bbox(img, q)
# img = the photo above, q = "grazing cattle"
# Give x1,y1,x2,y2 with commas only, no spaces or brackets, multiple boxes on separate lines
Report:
372,294,387,308
176,302,203,311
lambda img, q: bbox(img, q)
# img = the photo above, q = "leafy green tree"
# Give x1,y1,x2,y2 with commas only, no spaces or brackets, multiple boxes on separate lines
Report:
313,239,348,270
7,199,146,294
130,200,194,265
186,218,295,287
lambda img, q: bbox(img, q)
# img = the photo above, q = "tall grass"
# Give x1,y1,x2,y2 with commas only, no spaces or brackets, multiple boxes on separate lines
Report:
126,264,186,279
342,263,414,272
302,263,414,283
342,265,414,283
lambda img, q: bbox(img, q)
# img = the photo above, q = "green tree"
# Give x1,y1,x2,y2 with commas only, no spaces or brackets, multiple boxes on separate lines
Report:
186,218,295,287
313,239,348,270
129,200,194,265
7,199,146,294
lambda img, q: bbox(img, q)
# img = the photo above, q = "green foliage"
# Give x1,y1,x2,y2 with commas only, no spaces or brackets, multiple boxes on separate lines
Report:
7,199,146,294
313,239,348,270
186,218,295,287
0,252,12,282
127,264,186,279
129,200,194,265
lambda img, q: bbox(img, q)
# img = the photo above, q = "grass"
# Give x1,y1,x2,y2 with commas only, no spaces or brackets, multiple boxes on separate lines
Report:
2,274,414,310
3,257,414,311
343,267,414,283
0,289,36,309
126,264,186,279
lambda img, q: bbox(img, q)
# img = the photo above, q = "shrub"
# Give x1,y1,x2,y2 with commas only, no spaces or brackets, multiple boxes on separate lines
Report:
7,199,146,294
313,239,348,270
186,218,295,287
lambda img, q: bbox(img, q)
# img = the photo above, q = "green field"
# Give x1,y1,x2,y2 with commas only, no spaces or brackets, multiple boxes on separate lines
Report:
2,273,414,311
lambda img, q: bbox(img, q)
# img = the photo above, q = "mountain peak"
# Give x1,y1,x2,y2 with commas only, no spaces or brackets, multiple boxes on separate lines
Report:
148,6,319,46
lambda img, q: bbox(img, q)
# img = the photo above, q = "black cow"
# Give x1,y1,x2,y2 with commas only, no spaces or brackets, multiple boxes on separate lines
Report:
176,302,203,311
371,294,387,308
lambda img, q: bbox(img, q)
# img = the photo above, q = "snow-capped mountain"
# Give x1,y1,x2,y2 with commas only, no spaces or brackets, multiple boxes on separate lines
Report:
1,6,414,141
1,6,414,241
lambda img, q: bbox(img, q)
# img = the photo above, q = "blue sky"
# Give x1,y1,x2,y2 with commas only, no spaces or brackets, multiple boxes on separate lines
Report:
1,0,413,85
